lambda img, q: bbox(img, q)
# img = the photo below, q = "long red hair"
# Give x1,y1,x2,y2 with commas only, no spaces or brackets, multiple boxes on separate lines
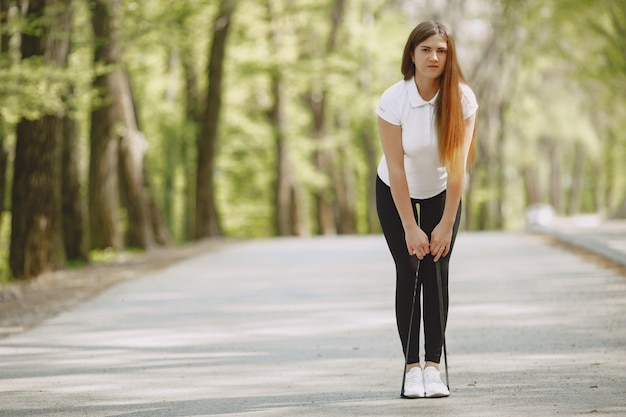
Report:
401,21,475,178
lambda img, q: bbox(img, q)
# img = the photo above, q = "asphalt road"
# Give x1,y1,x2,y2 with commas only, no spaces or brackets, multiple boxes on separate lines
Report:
1,233,625,416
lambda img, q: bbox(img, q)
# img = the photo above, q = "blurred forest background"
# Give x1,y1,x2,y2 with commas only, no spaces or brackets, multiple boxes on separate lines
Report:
0,0,624,280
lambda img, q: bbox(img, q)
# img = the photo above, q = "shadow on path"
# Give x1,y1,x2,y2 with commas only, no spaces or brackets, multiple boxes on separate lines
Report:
0,234,624,416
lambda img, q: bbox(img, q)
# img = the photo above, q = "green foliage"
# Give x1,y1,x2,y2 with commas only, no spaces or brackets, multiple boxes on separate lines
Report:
124,0,626,234
0,57,73,122
2,0,626,273
528,0,626,215
89,246,143,265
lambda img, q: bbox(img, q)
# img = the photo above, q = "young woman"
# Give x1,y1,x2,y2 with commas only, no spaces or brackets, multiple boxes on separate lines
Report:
375,21,478,398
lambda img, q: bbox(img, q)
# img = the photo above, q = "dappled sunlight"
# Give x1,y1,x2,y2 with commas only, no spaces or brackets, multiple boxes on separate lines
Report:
452,302,546,328
1,234,625,416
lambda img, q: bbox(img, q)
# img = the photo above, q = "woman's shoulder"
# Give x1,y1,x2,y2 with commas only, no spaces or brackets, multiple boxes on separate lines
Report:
377,79,410,122
379,79,411,106
459,82,476,100
459,82,478,118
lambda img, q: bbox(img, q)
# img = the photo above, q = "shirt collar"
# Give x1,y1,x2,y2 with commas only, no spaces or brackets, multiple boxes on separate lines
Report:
406,77,438,107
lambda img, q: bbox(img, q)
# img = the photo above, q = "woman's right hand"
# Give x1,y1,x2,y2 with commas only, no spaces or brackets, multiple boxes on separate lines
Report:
404,223,430,260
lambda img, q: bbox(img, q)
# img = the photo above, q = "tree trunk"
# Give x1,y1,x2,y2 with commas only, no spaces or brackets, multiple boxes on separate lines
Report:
0,0,10,215
360,1,380,234
523,165,541,206
545,138,562,214
62,112,88,261
46,3,88,262
195,0,235,239
309,93,337,235
566,142,585,216
603,127,618,215
327,0,357,234
0,0,8,53
495,101,506,228
593,161,604,215
143,163,171,245
10,0,69,278
464,170,476,230
270,70,307,236
125,72,170,247
363,124,379,233
89,0,166,250
89,0,122,250
115,69,153,249
271,71,293,236
306,0,347,236
465,3,523,230
180,49,200,241
266,0,308,236
0,134,7,214
53,0,83,261
612,199,626,219
335,142,358,234
161,48,178,239
11,115,66,278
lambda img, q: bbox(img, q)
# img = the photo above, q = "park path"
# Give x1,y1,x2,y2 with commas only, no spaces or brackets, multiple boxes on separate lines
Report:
0,232,625,416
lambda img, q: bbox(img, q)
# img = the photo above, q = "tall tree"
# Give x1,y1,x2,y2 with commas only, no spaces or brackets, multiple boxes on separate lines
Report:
460,1,511,229
358,0,380,234
88,0,122,250
55,3,87,261
302,0,349,235
89,0,168,249
61,110,88,261
115,67,153,248
178,10,202,241
597,0,626,217
195,0,235,239
180,56,200,241
0,0,10,217
10,0,70,278
0,0,7,58
266,0,308,236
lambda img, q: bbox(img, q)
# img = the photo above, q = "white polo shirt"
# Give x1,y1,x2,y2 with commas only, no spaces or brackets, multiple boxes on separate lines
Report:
376,77,478,199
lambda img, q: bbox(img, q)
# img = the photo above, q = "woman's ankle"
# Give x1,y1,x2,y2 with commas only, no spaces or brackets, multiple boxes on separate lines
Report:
406,363,421,372
424,361,439,370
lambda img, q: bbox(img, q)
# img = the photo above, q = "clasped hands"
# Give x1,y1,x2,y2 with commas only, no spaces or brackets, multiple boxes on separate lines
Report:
405,222,452,262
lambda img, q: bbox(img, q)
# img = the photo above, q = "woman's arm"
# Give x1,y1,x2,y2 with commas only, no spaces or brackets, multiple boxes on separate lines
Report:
378,117,430,259
430,112,477,261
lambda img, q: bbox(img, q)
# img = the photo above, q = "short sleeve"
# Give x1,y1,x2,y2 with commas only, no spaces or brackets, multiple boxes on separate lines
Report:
460,83,478,120
376,85,402,126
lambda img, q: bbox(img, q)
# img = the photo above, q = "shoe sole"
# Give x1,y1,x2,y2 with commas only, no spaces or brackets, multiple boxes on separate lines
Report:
425,392,450,398
402,393,425,399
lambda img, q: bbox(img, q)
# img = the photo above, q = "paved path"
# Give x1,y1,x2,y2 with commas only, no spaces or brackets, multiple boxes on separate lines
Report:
1,233,625,416
540,217,626,269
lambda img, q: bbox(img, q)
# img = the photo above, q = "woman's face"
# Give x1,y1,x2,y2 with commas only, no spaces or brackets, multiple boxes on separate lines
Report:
412,34,447,80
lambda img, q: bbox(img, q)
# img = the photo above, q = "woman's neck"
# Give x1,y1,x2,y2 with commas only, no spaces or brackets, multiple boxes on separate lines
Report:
414,76,440,101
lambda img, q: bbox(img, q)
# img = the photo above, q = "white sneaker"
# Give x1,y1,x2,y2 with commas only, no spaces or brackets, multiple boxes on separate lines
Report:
423,366,450,398
402,367,425,398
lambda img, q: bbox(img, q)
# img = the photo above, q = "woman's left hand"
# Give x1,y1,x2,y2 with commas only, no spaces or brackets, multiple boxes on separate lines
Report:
430,222,453,262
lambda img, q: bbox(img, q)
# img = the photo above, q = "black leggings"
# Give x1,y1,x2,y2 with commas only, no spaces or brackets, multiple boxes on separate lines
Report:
376,176,461,364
